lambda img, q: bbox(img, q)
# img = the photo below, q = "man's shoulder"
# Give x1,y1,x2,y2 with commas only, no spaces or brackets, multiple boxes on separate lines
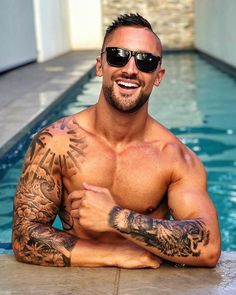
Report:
40,115,83,137
31,115,85,153
148,117,183,148
44,115,80,134
149,118,200,163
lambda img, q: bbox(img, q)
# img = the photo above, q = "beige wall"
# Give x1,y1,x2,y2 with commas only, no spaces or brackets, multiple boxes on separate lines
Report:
33,0,71,62
69,0,103,50
102,0,194,50
0,0,37,72
195,0,236,68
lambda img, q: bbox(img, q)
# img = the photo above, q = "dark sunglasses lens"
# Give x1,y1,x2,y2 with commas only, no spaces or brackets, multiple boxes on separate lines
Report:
136,53,159,73
106,48,129,67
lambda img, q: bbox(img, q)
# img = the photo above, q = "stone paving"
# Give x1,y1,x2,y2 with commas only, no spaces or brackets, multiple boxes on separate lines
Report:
0,253,236,294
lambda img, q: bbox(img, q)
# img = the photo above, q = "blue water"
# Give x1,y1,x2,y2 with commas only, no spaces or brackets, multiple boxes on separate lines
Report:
0,53,236,253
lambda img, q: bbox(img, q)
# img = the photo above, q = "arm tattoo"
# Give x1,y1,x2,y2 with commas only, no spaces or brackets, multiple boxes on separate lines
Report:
12,162,78,266
12,117,86,266
109,206,210,258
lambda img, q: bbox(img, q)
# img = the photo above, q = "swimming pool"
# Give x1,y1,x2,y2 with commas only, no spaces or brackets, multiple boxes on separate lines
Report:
0,52,236,253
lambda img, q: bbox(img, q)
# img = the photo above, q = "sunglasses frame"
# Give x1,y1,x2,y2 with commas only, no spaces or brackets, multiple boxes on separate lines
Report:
102,47,161,73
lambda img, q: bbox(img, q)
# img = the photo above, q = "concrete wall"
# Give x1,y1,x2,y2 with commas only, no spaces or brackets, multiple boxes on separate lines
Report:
195,0,236,68
33,0,71,62
0,0,37,72
68,0,103,50
102,0,194,50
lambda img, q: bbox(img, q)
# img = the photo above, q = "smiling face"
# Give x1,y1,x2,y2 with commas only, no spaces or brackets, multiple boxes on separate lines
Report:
96,26,165,113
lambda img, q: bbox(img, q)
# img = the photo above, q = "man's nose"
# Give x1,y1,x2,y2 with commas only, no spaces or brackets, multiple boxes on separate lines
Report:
121,56,139,75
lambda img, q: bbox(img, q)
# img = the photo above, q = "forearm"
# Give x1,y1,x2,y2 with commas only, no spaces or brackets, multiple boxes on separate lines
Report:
12,221,120,267
70,239,118,267
108,206,219,267
12,221,79,266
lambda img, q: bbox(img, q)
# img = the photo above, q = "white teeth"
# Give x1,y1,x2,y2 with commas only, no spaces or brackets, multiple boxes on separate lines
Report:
117,81,139,88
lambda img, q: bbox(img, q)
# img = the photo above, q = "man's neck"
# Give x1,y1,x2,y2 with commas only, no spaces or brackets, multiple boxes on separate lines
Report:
93,97,149,147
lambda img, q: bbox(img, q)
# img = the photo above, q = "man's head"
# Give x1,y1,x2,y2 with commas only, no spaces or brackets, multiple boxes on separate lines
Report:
97,13,165,113
102,13,163,60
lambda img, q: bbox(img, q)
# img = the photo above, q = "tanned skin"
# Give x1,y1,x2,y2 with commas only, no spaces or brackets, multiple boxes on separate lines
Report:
12,25,221,268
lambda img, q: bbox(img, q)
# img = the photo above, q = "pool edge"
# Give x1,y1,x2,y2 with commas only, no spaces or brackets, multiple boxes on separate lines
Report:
0,64,96,160
0,252,236,294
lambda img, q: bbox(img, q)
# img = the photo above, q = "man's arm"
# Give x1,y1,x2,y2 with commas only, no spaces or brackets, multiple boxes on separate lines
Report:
12,123,162,268
12,126,80,266
108,207,216,267
108,147,221,266
72,146,221,267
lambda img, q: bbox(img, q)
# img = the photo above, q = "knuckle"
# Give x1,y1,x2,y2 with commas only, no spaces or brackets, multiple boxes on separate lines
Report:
79,208,85,216
82,198,89,207
81,198,87,207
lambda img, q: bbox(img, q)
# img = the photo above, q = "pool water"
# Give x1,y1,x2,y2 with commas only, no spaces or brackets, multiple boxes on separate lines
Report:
0,53,236,253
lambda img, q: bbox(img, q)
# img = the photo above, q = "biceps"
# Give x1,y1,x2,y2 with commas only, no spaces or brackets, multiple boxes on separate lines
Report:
168,185,216,221
14,166,62,225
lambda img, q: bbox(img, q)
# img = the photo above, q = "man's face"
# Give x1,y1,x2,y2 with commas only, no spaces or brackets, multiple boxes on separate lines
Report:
96,26,165,113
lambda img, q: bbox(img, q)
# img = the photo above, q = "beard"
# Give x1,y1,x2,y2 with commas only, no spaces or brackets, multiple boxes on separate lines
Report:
103,83,150,113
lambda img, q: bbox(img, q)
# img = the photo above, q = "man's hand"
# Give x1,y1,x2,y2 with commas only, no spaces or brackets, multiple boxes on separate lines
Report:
69,183,116,232
69,184,163,268
113,240,163,269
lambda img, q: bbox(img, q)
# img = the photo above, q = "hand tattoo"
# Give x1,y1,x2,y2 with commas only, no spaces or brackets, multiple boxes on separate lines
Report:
109,206,210,258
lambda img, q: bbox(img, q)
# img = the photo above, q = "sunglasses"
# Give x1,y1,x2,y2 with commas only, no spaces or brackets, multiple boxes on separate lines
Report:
102,47,161,73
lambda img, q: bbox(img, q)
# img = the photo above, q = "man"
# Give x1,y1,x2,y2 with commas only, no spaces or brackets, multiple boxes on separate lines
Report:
12,13,221,268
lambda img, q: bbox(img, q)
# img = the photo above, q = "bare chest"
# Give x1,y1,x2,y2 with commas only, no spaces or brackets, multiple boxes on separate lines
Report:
62,139,170,213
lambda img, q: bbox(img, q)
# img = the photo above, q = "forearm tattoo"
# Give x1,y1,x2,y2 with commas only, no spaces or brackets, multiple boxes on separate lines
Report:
109,206,210,258
12,117,86,266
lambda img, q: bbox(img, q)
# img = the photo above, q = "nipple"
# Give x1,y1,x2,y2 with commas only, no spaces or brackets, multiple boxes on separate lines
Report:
147,206,154,213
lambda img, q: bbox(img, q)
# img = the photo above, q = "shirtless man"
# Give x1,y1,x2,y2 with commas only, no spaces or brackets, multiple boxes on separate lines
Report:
12,13,221,268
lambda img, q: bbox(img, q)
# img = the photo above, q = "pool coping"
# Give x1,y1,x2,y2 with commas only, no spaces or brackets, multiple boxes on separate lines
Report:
0,252,236,294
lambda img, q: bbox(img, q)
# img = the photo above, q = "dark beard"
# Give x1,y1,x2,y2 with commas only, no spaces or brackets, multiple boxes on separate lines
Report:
103,84,150,113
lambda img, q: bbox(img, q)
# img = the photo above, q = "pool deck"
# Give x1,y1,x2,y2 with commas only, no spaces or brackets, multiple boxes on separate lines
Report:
0,50,98,158
1,252,236,294
1,50,236,294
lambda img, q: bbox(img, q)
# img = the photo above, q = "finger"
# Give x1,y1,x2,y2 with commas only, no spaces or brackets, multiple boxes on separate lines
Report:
150,262,161,269
70,209,81,219
71,199,82,210
83,182,107,193
151,256,163,268
150,253,163,264
71,209,81,218
68,191,86,202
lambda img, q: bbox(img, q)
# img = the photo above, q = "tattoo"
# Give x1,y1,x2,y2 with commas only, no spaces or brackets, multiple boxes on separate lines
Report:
59,205,74,231
13,221,78,266
12,117,85,266
109,206,210,258
24,117,87,177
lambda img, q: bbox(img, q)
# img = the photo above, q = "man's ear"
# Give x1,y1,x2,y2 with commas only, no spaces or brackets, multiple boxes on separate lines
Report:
154,68,165,87
96,56,103,77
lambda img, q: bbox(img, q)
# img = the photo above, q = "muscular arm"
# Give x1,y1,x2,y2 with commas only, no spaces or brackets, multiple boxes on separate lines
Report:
109,207,212,265
12,123,80,266
107,145,221,267
76,144,221,267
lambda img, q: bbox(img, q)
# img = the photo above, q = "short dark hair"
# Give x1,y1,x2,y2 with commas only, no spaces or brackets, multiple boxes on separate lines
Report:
102,13,162,58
